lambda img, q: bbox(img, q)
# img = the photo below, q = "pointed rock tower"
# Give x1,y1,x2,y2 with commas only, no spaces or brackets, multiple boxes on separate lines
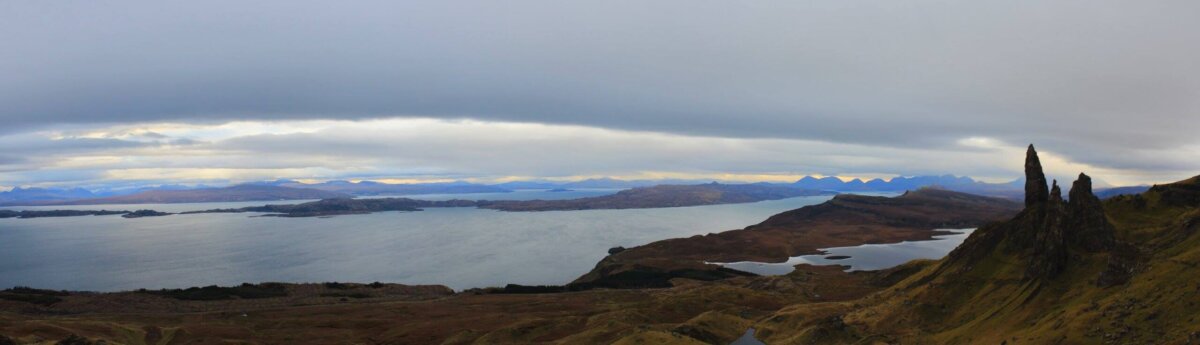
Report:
1025,145,1049,207
1067,173,1116,252
1050,180,1062,203
946,144,1117,281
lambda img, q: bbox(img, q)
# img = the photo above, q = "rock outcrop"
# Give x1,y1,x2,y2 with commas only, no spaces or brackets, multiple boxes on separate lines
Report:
947,144,1118,280
819,149,1200,344
1050,180,1062,203
1067,173,1116,252
1024,144,1050,207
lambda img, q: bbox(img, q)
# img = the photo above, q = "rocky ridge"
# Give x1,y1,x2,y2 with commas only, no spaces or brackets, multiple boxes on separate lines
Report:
943,145,1118,280
751,145,1200,344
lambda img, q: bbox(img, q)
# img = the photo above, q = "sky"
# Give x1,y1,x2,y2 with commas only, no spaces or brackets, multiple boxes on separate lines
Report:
1,1,1198,190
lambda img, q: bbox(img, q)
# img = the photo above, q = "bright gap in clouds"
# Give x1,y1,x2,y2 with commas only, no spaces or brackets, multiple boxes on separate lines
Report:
0,117,1195,190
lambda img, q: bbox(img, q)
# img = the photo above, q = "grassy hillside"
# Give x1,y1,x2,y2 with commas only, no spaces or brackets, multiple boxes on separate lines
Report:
753,153,1200,344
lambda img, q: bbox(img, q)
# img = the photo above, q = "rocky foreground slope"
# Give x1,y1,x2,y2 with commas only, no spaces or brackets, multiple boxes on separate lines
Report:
750,145,1200,344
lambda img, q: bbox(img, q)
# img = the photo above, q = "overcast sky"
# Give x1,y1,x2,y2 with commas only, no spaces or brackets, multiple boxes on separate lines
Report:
1,1,1198,189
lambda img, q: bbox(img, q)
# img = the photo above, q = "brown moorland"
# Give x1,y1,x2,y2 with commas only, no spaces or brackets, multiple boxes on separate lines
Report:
0,264,917,344
572,188,1020,289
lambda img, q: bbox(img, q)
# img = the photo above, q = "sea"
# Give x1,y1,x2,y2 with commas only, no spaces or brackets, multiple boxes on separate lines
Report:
715,228,974,275
0,189,866,292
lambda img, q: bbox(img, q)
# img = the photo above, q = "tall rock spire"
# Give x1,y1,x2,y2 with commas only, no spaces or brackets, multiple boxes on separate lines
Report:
1050,180,1062,203
1067,173,1115,252
1025,145,1050,207
949,146,1120,282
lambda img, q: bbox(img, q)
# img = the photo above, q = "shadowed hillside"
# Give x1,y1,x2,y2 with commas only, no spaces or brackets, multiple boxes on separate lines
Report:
752,146,1200,344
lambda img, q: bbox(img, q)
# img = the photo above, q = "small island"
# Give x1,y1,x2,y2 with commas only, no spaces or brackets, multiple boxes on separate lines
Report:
0,210,130,219
185,198,477,218
122,209,173,218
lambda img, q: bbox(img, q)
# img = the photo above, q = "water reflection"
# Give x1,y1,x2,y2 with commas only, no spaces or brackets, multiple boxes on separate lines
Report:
0,193,846,292
716,229,974,275
730,328,766,345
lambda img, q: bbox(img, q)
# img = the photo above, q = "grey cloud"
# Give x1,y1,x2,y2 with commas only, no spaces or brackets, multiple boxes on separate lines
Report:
1,1,1198,182
0,155,25,166
212,123,1026,179
2,1,1198,160
168,138,201,146
134,132,169,139
0,169,109,186
0,118,1192,188
53,138,147,151
0,135,147,155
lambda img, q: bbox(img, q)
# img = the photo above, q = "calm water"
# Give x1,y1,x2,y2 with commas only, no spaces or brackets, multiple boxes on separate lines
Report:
0,191,842,292
0,189,623,213
715,229,974,275
730,328,766,345
358,188,623,201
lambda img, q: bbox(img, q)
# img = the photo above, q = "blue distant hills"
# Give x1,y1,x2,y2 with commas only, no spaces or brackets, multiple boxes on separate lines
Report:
0,175,1148,206
791,174,1019,193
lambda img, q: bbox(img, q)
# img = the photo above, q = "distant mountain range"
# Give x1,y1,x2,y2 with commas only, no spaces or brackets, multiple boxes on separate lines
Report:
256,179,511,195
0,186,98,203
4,185,349,206
0,175,1150,206
493,177,704,190
0,184,215,204
479,183,831,212
1094,185,1152,199
787,174,1148,200
791,174,1010,192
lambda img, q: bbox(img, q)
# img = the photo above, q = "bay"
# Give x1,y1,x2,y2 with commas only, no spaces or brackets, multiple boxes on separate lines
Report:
0,191,840,292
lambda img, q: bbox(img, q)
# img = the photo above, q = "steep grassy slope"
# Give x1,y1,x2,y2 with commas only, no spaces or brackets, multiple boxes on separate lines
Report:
754,148,1200,344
